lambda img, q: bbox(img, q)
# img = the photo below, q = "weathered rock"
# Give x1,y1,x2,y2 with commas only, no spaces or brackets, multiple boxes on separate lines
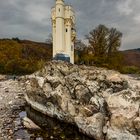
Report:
106,128,138,140
23,61,140,140
133,117,140,135
75,113,105,140
22,117,41,130
0,75,6,81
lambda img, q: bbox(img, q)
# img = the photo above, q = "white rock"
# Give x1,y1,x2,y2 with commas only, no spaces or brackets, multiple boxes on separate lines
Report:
22,117,41,130
8,101,13,105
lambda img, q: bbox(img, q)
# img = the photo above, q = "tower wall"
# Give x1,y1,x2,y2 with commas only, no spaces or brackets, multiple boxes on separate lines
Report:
51,0,76,64
52,21,56,57
51,8,56,57
55,0,65,54
65,19,72,58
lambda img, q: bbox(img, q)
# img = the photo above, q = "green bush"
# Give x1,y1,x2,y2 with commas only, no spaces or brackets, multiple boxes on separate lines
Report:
120,66,140,74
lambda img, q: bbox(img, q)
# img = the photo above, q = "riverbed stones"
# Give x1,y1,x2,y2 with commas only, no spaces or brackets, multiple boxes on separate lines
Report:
0,77,26,139
0,75,6,81
23,61,140,140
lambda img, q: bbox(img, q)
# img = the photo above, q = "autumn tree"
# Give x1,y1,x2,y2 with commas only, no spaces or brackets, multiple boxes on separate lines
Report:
86,25,109,57
107,28,122,57
85,24,123,69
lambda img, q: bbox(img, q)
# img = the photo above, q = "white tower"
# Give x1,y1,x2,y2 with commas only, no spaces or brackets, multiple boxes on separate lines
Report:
51,0,76,64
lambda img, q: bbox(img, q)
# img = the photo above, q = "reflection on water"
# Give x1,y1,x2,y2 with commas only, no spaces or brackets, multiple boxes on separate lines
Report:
25,105,94,140
19,111,27,118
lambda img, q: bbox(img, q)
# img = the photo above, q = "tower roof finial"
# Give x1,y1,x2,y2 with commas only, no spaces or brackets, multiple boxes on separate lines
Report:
56,0,64,1
56,0,64,4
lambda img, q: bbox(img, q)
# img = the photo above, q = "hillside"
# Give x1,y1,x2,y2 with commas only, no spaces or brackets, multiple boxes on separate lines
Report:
0,39,52,75
20,40,52,60
122,48,140,68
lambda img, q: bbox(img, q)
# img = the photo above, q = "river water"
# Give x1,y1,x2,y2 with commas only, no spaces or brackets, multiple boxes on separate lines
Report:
14,105,94,140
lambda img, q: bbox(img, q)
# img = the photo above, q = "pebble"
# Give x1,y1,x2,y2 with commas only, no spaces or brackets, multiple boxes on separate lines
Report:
8,101,13,105
15,96,19,99
5,88,9,92
50,136,54,139
8,136,12,139
9,129,13,135
5,128,10,130
36,137,43,140
14,128,18,131
18,93,24,96
0,79,26,139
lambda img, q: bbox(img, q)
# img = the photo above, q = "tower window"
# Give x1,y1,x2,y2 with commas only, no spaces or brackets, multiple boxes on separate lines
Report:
66,28,68,32
59,8,60,12
71,45,73,51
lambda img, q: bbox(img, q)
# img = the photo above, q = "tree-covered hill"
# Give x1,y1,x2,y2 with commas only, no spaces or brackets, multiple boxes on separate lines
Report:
0,39,52,75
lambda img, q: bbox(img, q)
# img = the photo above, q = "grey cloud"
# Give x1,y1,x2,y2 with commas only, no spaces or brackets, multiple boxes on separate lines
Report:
0,0,140,49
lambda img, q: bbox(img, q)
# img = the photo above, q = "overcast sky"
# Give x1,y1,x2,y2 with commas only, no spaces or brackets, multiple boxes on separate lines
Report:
0,0,140,50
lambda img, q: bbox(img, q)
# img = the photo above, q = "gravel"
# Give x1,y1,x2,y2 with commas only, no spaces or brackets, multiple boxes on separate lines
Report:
0,78,25,140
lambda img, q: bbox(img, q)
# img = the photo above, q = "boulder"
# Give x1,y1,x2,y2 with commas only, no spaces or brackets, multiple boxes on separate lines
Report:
23,61,140,140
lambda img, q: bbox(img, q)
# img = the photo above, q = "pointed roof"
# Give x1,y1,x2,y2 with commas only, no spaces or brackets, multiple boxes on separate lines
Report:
56,0,64,2
56,0,64,5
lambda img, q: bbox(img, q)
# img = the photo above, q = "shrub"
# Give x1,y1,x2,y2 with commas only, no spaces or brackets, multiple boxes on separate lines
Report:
120,66,140,74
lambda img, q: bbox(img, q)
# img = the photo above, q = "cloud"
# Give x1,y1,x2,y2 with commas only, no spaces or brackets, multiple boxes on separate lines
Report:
0,0,140,49
0,0,52,41
134,14,140,24
116,0,133,16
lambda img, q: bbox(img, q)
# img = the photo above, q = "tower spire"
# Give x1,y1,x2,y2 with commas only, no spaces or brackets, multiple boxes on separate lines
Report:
56,0,64,2
52,0,76,64
56,0,64,4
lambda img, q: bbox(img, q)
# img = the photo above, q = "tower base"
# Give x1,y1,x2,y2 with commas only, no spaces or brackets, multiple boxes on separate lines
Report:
54,53,70,63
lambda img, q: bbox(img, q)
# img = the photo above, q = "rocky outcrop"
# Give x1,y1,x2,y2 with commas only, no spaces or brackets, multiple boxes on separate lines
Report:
23,61,140,140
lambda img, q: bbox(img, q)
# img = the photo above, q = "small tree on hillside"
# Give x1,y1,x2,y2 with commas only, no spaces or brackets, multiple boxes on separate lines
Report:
107,28,122,57
85,25,109,57
85,24,123,69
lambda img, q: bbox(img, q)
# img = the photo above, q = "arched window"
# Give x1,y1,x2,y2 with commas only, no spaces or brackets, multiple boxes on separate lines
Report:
66,28,68,32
